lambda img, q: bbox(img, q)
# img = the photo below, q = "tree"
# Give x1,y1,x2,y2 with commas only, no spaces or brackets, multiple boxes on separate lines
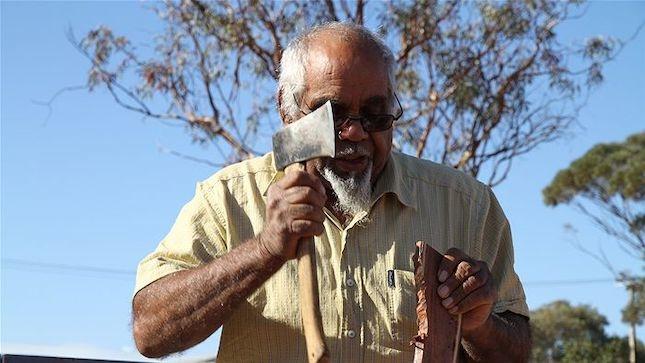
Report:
561,336,635,363
70,0,626,185
543,132,645,362
543,132,645,258
531,300,609,361
622,277,645,328
623,276,645,363
531,300,645,362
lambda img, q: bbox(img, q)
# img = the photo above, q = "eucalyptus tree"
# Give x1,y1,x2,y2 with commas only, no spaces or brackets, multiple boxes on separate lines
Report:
74,0,622,185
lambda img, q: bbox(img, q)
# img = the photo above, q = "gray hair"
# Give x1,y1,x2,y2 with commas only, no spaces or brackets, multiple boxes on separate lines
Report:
277,22,397,122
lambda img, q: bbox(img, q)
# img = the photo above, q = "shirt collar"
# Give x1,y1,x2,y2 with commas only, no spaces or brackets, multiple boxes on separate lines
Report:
261,152,282,197
261,151,417,210
371,152,418,209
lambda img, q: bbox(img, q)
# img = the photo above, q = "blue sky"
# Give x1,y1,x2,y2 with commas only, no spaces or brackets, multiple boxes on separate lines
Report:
1,1,643,361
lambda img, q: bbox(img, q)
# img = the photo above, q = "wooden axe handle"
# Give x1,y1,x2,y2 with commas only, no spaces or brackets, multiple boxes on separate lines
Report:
285,163,330,363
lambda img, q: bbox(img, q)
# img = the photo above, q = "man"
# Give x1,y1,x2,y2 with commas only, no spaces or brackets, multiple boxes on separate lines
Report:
133,23,531,362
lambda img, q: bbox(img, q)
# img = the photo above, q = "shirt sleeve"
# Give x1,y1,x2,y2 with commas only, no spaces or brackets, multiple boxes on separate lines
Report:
133,181,228,295
480,188,529,318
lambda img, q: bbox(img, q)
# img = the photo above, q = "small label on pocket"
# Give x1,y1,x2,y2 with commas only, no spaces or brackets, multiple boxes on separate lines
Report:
387,269,395,288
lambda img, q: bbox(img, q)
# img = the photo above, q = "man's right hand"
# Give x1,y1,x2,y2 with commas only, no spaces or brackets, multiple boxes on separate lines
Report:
259,170,327,261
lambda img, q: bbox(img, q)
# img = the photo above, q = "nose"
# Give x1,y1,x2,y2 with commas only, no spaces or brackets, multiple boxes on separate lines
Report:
338,119,369,142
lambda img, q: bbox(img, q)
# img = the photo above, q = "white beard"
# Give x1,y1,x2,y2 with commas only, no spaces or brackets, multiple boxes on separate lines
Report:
320,159,373,220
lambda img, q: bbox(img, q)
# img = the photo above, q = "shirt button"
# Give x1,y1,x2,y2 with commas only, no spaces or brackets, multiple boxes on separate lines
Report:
346,278,355,287
347,330,356,338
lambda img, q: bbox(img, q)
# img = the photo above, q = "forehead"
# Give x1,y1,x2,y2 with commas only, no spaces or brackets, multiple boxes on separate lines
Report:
302,35,390,105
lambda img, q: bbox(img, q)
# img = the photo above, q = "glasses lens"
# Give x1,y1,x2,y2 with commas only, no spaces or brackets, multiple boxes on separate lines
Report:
363,115,394,132
334,115,394,132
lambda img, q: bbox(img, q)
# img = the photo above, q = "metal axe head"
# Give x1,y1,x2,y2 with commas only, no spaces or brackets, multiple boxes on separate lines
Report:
273,101,336,170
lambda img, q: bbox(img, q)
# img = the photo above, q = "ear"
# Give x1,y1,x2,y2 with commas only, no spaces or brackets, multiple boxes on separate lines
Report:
276,87,292,125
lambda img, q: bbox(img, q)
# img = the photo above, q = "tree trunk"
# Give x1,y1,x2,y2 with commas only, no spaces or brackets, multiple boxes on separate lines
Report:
628,287,637,363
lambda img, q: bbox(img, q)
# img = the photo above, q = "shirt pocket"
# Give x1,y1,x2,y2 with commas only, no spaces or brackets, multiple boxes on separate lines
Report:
387,269,417,351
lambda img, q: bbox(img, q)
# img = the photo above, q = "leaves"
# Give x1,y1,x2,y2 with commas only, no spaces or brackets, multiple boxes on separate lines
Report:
530,300,644,362
543,132,644,257
74,0,623,184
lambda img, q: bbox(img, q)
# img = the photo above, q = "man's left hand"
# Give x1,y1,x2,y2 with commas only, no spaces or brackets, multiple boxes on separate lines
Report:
436,248,498,334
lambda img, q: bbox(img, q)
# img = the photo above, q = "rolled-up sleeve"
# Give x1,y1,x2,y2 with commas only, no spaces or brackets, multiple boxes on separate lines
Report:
480,188,529,318
134,181,228,295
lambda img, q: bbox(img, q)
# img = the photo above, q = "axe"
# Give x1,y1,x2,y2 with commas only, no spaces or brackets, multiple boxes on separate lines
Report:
273,101,335,363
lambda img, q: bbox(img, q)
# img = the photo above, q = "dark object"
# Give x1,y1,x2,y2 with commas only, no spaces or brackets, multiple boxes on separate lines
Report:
412,242,461,363
1,355,142,363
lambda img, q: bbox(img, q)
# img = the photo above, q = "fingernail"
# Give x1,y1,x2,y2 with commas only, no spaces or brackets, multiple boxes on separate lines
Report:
438,270,448,282
442,297,453,308
438,285,449,298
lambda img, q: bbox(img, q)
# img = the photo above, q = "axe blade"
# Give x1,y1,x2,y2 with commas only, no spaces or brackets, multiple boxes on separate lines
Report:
273,101,336,170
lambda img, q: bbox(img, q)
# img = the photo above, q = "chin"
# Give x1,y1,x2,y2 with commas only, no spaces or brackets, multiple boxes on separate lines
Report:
328,158,371,178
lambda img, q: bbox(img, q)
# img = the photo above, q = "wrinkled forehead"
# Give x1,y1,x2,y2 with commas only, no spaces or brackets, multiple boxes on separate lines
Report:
306,32,388,76
302,35,391,101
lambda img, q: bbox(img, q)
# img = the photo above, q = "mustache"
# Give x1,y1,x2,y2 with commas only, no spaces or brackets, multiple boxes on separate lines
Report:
335,143,371,158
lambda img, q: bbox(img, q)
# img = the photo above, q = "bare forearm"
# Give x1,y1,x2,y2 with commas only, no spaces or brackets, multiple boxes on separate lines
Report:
133,237,284,358
461,312,531,362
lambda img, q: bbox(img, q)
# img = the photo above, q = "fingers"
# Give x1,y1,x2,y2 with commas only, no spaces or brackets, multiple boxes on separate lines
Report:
279,170,326,195
445,281,497,315
284,186,327,207
436,247,496,318
290,219,325,236
288,204,325,223
437,260,482,298
439,267,488,309
438,247,467,282
262,170,328,260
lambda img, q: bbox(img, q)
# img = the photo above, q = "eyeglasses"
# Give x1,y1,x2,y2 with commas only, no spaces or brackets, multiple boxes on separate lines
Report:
293,92,403,133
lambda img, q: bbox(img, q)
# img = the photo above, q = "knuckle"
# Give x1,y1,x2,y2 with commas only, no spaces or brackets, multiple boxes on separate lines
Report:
290,204,312,218
267,187,281,202
279,173,296,186
290,220,306,234
462,275,479,292
455,262,473,280
301,204,315,214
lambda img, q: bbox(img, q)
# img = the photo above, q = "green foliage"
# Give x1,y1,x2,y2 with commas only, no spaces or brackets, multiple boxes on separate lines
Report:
531,300,645,362
623,278,645,326
561,336,639,363
544,133,645,205
531,300,608,361
543,132,644,257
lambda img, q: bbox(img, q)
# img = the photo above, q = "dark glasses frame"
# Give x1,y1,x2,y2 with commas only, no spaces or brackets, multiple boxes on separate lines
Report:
293,92,403,132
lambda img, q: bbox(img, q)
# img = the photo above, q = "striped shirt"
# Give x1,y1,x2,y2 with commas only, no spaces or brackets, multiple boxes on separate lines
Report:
135,151,528,362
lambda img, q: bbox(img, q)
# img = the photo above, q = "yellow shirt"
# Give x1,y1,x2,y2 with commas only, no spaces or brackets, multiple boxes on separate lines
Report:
135,151,528,362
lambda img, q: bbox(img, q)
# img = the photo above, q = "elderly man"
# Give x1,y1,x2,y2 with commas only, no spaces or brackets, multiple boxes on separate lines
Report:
133,23,531,362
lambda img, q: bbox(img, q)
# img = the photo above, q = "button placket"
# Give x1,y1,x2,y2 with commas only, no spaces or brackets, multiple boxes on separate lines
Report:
348,227,366,359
